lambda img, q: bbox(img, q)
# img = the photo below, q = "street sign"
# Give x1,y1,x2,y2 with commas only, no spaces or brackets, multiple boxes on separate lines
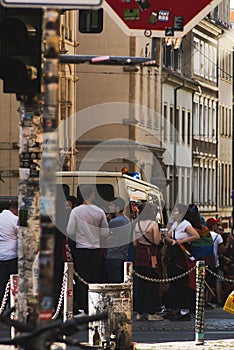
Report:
103,0,222,37
1,0,102,8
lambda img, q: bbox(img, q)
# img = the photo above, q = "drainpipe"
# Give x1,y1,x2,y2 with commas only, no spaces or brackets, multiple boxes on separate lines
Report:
173,82,184,204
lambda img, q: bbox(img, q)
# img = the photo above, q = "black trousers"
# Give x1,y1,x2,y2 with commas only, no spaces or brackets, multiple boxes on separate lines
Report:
0,258,18,304
166,260,190,310
73,248,101,314
134,266,161,314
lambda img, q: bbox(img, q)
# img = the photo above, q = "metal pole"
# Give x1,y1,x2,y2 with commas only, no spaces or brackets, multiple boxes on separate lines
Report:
195,260,206,345
38,7,60,330
63,262,74,321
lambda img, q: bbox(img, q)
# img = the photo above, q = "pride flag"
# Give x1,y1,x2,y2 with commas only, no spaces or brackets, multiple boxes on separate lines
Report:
190,226,215,267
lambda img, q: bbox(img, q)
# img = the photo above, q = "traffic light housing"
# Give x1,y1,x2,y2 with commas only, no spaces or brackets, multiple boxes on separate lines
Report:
0,7,42,96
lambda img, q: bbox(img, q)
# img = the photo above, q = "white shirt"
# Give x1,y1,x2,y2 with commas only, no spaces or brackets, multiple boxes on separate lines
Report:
66,204,109,249
210,231,223,267
171,219,192,240
0,209,18,260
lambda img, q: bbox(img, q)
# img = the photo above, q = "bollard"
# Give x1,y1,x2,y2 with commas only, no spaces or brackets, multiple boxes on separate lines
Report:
88,282,133,349
124,261,133,283
63,262,74,321
195,260,206,345
10,274,18,338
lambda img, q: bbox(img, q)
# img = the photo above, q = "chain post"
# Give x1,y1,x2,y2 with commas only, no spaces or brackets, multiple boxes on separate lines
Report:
195,260,206,345
124,261,133,283
0,280,10,315
63,262,74,321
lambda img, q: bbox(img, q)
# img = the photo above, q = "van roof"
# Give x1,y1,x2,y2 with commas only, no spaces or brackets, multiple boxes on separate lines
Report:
56,171,161,191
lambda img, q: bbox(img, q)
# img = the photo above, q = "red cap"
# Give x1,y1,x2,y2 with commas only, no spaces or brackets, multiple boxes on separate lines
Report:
206,217,219,228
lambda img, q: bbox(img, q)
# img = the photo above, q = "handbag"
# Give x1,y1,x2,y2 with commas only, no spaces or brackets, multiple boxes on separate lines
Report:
223,290,234,315
138,220,159,268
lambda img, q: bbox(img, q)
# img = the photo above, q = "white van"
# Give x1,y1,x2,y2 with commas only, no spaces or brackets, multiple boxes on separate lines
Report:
56,170,167,226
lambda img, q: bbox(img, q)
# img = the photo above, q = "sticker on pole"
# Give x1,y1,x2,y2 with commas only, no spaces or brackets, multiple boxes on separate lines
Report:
1,0,102,8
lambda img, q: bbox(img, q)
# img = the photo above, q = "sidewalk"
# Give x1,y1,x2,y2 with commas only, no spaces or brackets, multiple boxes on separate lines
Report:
0,308,233,349
135,339,234,349
1,339,234,350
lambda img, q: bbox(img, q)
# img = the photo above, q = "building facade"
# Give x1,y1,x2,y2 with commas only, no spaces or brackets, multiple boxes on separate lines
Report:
0,3,233,226
75,2,233,223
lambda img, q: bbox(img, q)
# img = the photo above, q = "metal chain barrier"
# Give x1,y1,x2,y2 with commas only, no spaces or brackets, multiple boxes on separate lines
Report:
73,270,90,286
205,266,234,283
52,265,68,320
132,265,197,283
0,280,10,315
73,264,234,285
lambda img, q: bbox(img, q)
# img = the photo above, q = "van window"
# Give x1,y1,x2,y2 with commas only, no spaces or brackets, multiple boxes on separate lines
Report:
77,184,115,208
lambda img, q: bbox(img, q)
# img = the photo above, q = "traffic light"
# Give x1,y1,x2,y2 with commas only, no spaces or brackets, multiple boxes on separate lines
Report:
0,7,42,96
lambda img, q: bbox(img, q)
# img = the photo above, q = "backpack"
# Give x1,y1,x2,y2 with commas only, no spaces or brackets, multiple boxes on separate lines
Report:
190,225,216,267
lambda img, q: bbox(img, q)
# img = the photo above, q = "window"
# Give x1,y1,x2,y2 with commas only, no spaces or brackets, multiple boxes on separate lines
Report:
193,37,217,82
181,109,185,143
187,111,191,145
193,102,199,136
176,107,179,142
212,47,217,82
199,102,203,137
203,104,207,137
77,184,114,207
193,166,199,203
194,38,200,74
163,38,182,71
170,106,174,142
228,108,232,137
79,9,103,33
204,43,209,78
163,104,167,141
200,41,204,76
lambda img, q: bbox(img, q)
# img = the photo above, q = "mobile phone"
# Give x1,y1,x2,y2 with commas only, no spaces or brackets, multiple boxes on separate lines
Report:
148,11,158,24
135,0,151,12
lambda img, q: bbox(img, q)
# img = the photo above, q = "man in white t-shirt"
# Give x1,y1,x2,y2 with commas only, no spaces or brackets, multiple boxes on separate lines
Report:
208,220,234,306
206,218,230,306
67,185,109,313
0,202,18,304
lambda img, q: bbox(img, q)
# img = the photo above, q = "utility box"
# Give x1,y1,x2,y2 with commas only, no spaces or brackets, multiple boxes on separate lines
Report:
88,282,132,349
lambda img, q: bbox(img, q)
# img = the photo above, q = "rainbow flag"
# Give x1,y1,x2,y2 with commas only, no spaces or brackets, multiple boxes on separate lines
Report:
190,226,215,267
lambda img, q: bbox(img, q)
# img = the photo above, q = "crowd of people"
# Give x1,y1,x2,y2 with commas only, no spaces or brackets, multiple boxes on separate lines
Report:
0,191,234,323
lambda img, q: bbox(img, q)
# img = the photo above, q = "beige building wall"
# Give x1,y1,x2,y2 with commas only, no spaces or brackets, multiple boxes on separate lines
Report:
75,11,163,180
218,30,233,220
58,10,78,171
0,83,19,197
